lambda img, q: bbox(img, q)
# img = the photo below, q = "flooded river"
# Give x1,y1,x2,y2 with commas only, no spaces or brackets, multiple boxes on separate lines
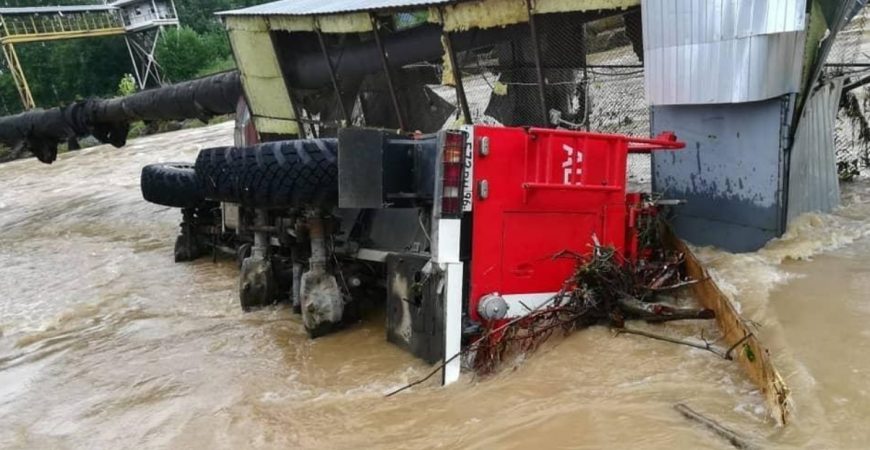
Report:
1,122,869,449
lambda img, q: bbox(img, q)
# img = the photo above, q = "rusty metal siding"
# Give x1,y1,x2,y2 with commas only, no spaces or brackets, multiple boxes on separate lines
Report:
786,78,843,223
218,0,454,16
642,0,807,105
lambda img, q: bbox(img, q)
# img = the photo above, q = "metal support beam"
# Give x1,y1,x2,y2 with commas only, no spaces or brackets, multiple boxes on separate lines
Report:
127,27,166,89
580,22,589,130
440,8,472,125
2,43,34,109
314,22,350,126
124,35,143,89
369,13,406,131
0,6,174,108
526,0,549,126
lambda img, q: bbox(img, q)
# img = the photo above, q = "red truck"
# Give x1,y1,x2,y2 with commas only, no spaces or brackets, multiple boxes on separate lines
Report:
140,106,682,384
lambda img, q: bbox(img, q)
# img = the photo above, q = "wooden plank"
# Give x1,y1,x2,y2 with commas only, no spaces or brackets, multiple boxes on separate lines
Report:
664,227,792,425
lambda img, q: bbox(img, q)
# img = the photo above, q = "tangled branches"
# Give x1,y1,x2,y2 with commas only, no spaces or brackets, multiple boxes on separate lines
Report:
472,245,712,375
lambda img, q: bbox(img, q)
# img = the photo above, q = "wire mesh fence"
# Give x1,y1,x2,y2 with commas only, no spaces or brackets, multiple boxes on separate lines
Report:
825,5,870,179
275,2,870,190
449,9,652,186
285,8,651,185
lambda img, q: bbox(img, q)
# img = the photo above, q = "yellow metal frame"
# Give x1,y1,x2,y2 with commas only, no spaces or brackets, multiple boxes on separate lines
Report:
1,42,33,109
0,28,125,45
0,11,125,109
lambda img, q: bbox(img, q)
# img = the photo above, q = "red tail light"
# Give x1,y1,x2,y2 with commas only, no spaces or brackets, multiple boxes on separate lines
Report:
440,131,466,217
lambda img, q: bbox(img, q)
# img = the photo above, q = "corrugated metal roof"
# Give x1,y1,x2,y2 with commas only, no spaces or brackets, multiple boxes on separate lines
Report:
642,0,808,105
110,0,153,8
218,0,455,16
0,5,116,15
787,77,843,222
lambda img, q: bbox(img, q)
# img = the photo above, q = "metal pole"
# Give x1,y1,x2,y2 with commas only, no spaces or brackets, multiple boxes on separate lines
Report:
141,27,164,86
169,0,180,21
526,0,549,126
580,21,589,130
0,13,9,37
3,43,35,109
314,21,350,126
440,8,472,125
124,35,144,89
369,13,406,131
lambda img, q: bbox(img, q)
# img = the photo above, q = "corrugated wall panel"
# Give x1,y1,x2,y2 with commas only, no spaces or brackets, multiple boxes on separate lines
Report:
787,78,843,222
642,0,807,105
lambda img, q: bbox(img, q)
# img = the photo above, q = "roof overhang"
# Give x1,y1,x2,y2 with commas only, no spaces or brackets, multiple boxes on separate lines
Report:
217,0,455,17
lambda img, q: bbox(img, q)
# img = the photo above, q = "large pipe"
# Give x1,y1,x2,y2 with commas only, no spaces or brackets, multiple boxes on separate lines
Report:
282,23,523,90
0,22,522,163
0,71,241,163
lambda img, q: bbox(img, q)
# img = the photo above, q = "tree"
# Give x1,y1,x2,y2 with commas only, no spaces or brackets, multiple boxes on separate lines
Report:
117,74,137,96
156,27,222,82
174,0,264,34
0,0,265,113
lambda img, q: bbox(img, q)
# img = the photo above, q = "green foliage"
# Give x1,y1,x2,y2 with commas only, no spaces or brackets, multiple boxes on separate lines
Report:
175,0,264,34
743,344,756,362
195,55,237,78
0,0,267,114
15,37,131,108
156,27,233,82
117,74,137,97
0,74,20,115
156,27,212,82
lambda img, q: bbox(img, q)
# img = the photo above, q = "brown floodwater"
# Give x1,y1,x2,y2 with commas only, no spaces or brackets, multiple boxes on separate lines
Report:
1,122,869,449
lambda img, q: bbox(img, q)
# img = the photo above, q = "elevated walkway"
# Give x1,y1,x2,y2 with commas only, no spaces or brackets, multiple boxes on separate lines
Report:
0,5,126,110
0,5,125,45
0,2,178,110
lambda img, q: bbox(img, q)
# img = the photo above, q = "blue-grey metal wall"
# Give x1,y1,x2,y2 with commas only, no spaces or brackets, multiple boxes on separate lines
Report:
651,97,792,252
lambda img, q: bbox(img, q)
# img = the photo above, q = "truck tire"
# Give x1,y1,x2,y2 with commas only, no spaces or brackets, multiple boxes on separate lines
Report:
140,162,205,208
235,139,339,208
195,146,240,202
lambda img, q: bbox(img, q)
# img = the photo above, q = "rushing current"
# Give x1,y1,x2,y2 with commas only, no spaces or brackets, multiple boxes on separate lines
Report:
1,122,869,449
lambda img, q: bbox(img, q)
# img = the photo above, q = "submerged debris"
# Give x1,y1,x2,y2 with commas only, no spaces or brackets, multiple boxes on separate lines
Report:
471,244,713,375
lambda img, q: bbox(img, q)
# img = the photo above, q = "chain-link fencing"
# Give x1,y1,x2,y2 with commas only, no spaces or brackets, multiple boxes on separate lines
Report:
284,8,651,185
825,5,870,180
448,8,651,187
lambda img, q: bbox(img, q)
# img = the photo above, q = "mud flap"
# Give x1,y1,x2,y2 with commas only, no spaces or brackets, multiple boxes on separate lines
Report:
385,254,462,384
386,254,444,364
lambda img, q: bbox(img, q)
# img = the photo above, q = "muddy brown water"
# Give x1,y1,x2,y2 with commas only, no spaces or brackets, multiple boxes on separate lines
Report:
1,122,870,449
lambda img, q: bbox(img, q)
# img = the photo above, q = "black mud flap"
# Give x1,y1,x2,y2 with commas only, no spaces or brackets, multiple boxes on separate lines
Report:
386,253,444,364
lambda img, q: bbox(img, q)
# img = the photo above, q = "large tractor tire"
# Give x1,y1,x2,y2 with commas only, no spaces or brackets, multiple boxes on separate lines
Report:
140,162,205,208
234,139,339,208
195,146,240,202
